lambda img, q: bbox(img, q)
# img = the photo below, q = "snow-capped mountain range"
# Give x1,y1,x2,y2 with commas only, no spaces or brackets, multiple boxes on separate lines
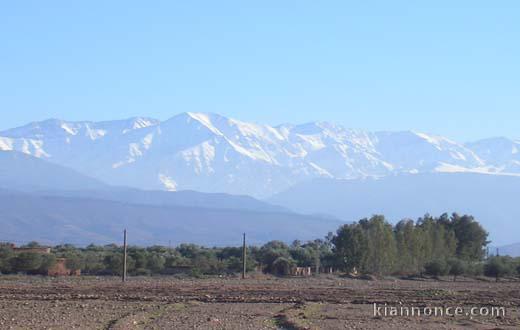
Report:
0,112,518,197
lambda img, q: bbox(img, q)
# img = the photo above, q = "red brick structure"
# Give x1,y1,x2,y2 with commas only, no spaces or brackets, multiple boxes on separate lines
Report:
47,258,81,276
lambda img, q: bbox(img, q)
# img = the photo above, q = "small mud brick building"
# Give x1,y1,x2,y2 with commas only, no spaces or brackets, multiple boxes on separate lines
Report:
47,258,81,276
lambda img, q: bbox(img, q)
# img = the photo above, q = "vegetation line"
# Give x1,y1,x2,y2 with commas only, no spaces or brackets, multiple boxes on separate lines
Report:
0,213,518,281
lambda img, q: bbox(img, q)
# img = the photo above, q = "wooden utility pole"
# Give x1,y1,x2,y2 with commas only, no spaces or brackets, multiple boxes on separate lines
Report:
122,229,127,282
315,249,320,275
242,233,246,279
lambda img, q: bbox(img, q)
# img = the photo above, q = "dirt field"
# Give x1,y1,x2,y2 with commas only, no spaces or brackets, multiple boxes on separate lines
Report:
0,275,519,329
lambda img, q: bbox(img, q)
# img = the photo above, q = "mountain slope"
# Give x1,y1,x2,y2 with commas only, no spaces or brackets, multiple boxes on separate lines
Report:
40,188,289,213
0,190,341,246
1,113,518,197
0,150,107,191
466,137,520,173
0,150,289,213
269,172,520,245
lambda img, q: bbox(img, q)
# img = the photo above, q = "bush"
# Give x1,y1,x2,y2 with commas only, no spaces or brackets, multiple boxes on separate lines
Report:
146,255,165,274
81,252,104,274
484,257,513,282
103,254,135,276
447,258,466,281
64,253,84,272
190,268,203,278
0,246,14,273
259,241,292,274
271,257,294,276
38,254,57,274
10,252,42,274
465,261,483,276
424,259,448,277
133,268,151,276
225,256,242,273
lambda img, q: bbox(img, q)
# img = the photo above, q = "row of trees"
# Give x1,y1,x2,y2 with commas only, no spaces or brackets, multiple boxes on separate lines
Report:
1,213,518,280
0,247,58,275
0,241,329,277
332,213,489,276
421,255,520,282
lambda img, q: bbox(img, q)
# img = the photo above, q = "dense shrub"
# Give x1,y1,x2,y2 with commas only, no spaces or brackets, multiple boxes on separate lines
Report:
484,257,514,282
424,259,449,277
10,252,42,274
447,258,466,281
271,257,294,276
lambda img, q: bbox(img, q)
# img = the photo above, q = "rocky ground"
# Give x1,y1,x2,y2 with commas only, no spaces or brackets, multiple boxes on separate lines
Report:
0,275,519,329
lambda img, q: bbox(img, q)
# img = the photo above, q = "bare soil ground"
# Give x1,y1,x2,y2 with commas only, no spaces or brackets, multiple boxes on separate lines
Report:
0,275,519,329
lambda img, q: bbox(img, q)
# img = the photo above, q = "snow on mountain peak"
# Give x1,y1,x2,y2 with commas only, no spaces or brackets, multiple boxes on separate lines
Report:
182,112,223,136
60,122,79,135
0,113,518,197
413,131,449,146
465,137,520,169
121,117,160,133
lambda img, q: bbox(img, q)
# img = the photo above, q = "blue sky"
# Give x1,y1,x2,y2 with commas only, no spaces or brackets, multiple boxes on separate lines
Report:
1,1,519,141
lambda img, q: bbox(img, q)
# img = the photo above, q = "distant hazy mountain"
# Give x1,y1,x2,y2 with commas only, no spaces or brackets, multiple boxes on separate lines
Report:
0,150,288,213
492,243,520,257
0,150,326,245
1,113,518,197
0,189,341,246
40,188,289,214
269,172,520,245
0,150,106,191
466,137,520,173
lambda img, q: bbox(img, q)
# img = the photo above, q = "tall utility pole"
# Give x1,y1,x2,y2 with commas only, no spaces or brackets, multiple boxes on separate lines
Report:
242,233,247,279
315,249,320,275
122,229,127,283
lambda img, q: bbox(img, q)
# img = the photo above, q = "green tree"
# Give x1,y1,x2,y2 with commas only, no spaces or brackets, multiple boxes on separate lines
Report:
271,257,294,276
64,253,84,271
484,257,513,282
0,245,14,273
147,254,165,274
362,215,397,275
38,254,57,274
177,244,204,259
415,214,457,273
259,241,293,274
10,252,42,273
103,253,135,276
129,248,148,270
81,251,104,274
465,261,484,276
216,247,242,260
448,214,488,261
289,245,314,267
447,258,466,281
424,259,449,277
394,219,421,274
332,223,367,272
